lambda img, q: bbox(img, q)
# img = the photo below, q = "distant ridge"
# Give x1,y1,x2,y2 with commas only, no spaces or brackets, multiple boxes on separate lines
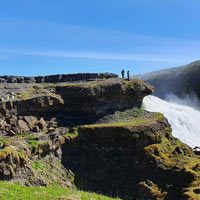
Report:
137,60,200,99
0,73,118,83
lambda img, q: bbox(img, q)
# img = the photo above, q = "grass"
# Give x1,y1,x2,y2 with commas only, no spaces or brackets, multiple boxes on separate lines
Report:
39,84,57,89
65,128,79,138
0,181,121,200
31,161,44,170
27,140,41,147
16,134,37,139
16,87,36,100
0,146,20,162
81,113,163,129
0,138,8,146
122,81,135,88
18,150,25,158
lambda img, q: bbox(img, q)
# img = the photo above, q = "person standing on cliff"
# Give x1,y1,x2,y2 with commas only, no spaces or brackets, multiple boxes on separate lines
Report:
127,70,130,81
121,69,125,79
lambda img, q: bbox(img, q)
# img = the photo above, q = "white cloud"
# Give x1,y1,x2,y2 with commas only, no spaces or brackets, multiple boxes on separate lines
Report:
0,17,199,65
1,48,199,64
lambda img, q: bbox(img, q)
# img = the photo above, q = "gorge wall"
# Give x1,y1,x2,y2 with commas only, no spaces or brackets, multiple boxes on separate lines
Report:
0,76,200,200
137,60,200,100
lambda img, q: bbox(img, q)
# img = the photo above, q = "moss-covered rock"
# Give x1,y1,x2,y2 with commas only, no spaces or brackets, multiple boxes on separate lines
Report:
61,114,200,200
0,130,74,188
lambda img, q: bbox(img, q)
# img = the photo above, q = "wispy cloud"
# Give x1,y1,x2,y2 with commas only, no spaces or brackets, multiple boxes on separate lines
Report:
0,17,200,66
1,48,199,64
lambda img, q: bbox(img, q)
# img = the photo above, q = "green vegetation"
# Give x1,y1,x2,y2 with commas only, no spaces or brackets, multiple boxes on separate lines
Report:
31,161,44,170
65,128,79,139
0,138,8,146
16,134,37,139
18,150,25,158
39,84,57,89
0,181,121,200
27,140,41,146
133,79,146,85
0,146,21,161
88,81,107,88
16,87,36,100
27,140,42,154
122,81,135,88
81,113,163,129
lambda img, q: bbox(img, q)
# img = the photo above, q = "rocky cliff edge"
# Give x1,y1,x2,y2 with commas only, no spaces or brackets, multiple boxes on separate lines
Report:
0,78,200,200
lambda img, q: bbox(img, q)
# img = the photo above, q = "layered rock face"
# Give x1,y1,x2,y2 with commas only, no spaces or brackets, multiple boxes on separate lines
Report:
62,114,200,200
0,129,74,187
0,79,154,134
0,76,200,200
0,73,118,83
55,80,153,122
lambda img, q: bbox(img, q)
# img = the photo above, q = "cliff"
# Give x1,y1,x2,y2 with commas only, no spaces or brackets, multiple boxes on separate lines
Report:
0,79,153,133
137,60,200,99
62,113,200,200
0,73,118,83
0,76,200,200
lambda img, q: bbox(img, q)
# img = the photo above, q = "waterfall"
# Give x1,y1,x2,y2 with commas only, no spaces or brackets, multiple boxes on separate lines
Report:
142,95,200,148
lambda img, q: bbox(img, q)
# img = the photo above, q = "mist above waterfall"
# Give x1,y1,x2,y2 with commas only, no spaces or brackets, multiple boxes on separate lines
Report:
142,94,200,148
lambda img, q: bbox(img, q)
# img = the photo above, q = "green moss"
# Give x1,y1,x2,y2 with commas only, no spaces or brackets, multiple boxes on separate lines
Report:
88,81,107,87
81,114,164,129
27,140,42,155
39,84,57,89
27,140,41,147
0,138,8,146
134,78,146,85
18,150,25,158
16,87,36,100
17,134,37,139
144,135,200,175
0,146,20,162
31,161,44,170
123,81,135,88
62,83,81,87
65,128,79,138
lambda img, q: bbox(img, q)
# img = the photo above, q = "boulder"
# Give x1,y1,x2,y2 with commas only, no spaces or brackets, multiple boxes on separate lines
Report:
8,115,17,126
11,127,21,135
38,117,47,131
48,127,56,133
48,117,58,128
24,116,38,130
17,120,30,132
136,180,167,200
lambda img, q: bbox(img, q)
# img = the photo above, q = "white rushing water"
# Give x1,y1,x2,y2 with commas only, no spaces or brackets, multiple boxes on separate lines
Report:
142,95,200,148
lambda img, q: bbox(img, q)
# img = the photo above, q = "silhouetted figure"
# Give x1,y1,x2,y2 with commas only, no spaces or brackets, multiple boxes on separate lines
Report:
127,70,130,81
121,69,125,79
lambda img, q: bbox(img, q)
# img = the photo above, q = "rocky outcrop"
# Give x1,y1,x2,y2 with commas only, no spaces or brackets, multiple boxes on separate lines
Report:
0,73,118,83
0,129,74,187
0,79,154,130
61,114,200,200
1,109,200,199
1,75,200,200
55,79,153,122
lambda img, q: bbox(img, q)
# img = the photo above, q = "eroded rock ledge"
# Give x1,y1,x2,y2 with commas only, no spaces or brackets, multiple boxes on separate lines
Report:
0,73,118,83
62,115,200,200
0,79,154,135
0,77,199,200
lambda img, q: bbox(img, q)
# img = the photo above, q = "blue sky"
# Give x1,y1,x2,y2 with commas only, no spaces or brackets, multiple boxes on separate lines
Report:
0,0,200,76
